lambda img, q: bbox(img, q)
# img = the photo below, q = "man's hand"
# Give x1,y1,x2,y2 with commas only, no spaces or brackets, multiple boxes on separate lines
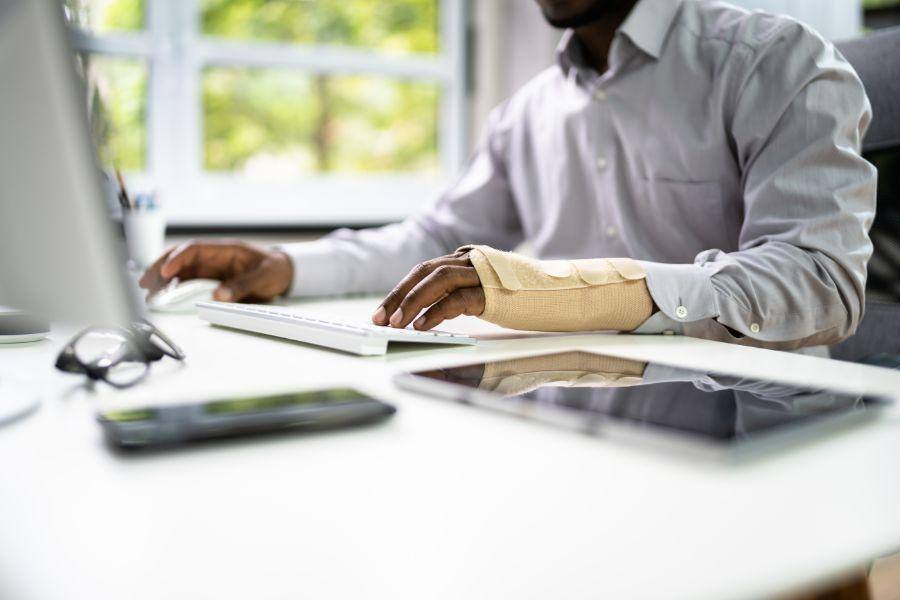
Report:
371,249,485,330
139,239,294,303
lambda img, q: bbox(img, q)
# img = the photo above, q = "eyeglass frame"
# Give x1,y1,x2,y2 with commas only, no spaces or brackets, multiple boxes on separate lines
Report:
55,320,185,388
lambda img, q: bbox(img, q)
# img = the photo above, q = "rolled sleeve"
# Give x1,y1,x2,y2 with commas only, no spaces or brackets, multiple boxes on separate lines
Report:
276,239,349,298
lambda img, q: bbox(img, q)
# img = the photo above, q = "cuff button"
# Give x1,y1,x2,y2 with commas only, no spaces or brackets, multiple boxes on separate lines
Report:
750,323,761,334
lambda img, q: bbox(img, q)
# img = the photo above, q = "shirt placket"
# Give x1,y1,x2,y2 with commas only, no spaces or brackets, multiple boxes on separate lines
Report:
583,37,631,253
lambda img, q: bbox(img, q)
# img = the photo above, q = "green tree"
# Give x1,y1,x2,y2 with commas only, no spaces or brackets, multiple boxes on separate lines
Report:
201,0,438,54
201,0,441,175
68,0,442,176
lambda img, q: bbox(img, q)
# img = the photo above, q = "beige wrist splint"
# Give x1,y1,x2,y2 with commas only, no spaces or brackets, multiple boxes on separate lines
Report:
460,245,653,332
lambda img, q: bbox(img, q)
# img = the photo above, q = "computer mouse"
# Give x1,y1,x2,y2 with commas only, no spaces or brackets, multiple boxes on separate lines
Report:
147,279,221,313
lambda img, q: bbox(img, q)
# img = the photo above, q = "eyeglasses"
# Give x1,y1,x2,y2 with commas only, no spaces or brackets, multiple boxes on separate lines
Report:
55,320,185,388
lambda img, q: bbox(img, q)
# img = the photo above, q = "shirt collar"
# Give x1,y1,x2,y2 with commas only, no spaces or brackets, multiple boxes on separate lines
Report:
555,0,683,74
618,0,683,60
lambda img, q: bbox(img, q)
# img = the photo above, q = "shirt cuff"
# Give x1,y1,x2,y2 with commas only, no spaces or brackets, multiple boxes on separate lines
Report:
640,362,704,384
275,241,341,298
631,310,683,335
632,261,720,334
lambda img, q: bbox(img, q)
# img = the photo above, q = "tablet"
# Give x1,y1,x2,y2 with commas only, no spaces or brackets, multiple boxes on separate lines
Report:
395,351,891,459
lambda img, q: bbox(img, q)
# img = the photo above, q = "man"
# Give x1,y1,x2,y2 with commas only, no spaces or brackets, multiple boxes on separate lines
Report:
141,0,876,350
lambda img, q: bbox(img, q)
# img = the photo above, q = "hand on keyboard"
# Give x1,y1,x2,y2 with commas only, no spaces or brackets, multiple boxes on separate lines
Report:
372,248,485,332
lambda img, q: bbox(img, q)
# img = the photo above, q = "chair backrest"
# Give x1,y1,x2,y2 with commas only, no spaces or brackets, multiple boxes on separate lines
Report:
838,28,900,304
831,29,900,360
836,27,900,153
830,301,900,363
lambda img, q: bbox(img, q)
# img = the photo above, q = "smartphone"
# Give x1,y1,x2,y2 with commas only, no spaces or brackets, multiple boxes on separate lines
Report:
97,388,396,450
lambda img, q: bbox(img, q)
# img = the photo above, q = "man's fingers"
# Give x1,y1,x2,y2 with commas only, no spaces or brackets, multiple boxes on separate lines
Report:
414,287,486,331
372,256,469,325
141,239,282,302
139,247,172,287
159,242,205,280
139,247,176,294
391,265,480,329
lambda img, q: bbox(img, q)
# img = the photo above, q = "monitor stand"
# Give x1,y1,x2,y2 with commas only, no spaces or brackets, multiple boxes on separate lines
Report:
0,308,50,344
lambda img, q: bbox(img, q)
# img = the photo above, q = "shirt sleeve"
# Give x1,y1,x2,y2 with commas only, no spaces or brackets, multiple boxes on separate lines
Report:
278,104,524,297
634,22,877,349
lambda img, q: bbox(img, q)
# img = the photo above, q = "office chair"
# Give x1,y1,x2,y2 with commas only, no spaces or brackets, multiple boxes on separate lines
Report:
830,27,900,365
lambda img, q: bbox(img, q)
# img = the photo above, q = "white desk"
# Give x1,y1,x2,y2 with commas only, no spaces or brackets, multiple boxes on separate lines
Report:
1,296,899,600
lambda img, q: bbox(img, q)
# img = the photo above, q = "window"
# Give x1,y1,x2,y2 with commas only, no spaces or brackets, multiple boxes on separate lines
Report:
64,0,467,226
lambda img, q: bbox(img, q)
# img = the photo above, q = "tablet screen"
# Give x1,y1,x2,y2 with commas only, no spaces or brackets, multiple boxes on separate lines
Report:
402,352,890,452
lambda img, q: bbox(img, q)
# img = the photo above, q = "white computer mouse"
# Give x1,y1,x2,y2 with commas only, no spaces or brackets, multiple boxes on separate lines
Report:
147,279,221,313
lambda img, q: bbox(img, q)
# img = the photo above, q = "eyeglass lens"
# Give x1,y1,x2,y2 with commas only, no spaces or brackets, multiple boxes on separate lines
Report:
73,330,149,387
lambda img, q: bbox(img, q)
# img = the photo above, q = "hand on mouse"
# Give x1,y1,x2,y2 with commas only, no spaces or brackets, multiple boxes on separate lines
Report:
139,240,294,303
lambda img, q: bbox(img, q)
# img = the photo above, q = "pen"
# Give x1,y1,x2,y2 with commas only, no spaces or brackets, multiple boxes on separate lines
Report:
115,168,133,211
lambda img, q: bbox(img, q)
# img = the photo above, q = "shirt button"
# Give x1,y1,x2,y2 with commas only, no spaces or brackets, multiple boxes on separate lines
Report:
675,306,688,319
663,330,675,336
596,157,608,169
594,89,607,101
750,323,761,334
606,226,617,237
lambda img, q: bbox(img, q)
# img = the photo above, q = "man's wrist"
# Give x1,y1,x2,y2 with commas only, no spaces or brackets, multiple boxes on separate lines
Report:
271,249,295,298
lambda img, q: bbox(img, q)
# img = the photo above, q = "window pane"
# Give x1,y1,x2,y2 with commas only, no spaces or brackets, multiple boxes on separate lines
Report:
79,55,148,170
63,0,145,33
203,67,440,177
200,0,439,55
327,75,440,173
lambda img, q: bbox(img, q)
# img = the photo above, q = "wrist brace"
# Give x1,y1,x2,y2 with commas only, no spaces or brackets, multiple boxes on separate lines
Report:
479,352,647,396
460,245,653,332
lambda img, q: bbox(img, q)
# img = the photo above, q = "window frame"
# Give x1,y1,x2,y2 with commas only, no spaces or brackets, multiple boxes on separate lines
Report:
69,0,468,226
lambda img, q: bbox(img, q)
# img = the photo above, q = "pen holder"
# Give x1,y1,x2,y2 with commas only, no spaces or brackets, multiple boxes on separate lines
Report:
123,208,166,270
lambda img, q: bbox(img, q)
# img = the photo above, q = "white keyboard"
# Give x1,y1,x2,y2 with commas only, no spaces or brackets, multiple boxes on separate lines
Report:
196,301,478,356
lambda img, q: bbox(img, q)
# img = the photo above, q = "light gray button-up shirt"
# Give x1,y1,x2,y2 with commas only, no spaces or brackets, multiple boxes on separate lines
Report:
282,0,877,348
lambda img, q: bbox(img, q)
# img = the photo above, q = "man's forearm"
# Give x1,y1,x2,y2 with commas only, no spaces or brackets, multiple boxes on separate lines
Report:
278,218,453,297
466,245,654,332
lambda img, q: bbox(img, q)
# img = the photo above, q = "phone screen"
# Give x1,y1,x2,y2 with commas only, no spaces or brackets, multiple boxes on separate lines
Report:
98,388,395,449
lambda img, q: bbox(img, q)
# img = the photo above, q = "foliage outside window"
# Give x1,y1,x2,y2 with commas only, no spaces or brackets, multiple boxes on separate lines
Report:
64,0,466,225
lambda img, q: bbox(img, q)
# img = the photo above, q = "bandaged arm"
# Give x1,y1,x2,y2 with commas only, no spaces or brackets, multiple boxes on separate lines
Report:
460,245,654,332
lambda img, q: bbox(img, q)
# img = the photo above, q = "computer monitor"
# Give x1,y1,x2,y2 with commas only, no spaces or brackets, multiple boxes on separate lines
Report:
0,0,138,327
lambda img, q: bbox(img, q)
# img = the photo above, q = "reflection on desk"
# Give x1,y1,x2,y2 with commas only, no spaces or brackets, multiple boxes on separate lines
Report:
406,351,887,457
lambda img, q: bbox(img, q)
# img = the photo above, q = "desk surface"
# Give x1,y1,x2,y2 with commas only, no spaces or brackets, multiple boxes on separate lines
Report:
1,296,899,600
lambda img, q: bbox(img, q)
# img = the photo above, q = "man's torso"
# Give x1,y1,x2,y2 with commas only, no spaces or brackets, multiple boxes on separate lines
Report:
494,0,820,263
